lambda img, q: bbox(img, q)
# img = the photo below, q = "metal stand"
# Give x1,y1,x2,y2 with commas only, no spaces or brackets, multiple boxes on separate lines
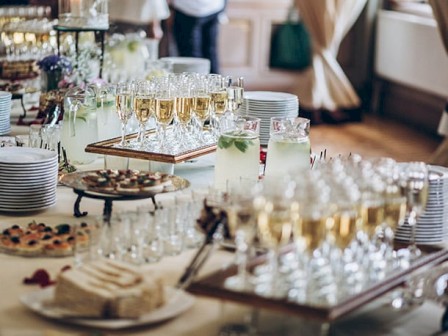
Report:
53,25,108,78
72,188,157,222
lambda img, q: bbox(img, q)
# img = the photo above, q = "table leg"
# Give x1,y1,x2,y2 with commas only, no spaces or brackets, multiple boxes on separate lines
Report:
103,199,113,222
73,192,88,217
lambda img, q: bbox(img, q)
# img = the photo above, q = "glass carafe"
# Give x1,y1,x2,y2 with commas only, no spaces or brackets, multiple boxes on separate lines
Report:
214,116,261,191
264,117,310,177
61,86,98,165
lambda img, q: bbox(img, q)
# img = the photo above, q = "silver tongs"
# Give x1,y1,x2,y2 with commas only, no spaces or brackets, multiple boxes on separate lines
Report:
176,202,228,290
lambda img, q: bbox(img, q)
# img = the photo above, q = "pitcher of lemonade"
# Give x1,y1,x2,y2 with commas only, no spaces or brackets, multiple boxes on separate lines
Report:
214,116,261,191
61,86,98,165
264,117,310,177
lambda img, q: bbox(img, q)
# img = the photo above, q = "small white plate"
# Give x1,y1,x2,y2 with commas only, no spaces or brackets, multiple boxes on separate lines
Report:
20,286,195,330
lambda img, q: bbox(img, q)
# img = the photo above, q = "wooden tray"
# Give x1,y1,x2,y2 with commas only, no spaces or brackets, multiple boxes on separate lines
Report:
85,130,216,164
188,244,448,322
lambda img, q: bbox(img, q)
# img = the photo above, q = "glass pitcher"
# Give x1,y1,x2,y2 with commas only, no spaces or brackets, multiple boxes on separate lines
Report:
264,117,310,177
61,86,98,165
89,83,121,142
214,116,261,191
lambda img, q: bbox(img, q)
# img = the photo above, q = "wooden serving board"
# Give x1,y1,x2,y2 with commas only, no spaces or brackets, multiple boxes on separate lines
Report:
188,244,448,322
85,130,216,164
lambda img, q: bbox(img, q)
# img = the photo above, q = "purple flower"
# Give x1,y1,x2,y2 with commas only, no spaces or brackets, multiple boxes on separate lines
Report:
37,55,72,73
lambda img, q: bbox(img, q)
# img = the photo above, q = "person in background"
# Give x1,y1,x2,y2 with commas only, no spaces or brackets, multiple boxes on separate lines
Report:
171,0,226,74
109,0,170,40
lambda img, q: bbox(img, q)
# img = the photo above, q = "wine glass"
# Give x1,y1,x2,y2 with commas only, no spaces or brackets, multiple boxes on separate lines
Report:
208,74,227,138
224,76,244,118
400,162,429,260
154,81,175,151
115,82,134,148
253,177,296,298
224,180,258,291
133,81,155,148
192,83,211,144
175,81,194,148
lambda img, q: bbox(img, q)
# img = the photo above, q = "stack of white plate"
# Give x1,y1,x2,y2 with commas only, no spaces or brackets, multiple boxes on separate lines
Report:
395,165,448,244
160,57,210,74
0,147,58,212
0,91,12,135
242,91,299,145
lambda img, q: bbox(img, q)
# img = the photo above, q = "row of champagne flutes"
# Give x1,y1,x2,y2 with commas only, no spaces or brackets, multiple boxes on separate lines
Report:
1,18,56,60
210,156,429,306
114,73,245,154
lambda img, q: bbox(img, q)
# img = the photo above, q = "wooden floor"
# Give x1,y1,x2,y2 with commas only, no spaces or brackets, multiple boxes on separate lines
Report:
309,114,441,163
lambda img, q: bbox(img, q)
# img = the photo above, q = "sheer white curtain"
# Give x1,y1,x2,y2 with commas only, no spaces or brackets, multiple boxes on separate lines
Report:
428,0,448,136
293,0,367,111
428,0,448,165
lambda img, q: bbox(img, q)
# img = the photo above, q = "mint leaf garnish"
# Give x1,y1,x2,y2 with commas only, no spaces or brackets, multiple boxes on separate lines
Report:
218,137,234,149
234,140,249,153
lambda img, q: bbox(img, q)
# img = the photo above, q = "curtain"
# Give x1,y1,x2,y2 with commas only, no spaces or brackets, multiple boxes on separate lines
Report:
428,0,448,165
293,0,367,111
428,0,448,136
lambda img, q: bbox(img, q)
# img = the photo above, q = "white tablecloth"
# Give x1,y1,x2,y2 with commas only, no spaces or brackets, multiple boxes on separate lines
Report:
0,151,446,335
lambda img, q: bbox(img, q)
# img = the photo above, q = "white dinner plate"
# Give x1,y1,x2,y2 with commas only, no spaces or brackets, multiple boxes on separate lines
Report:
0,147,57,164
0,201,56,212
0,194,56,204
0,168,58,184
244,91,298,102
20,286,195,330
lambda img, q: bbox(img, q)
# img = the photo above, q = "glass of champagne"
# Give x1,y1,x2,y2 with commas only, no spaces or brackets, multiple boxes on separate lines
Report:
214,116,261,191
175,83,194,148
115,82,134,148
154,82,175,152
400,162,429,260
225,76,244,117
192,83,211,145
254,178,295,298
264,117,311,177
133,81,155,148
208,74,227,138
224,184,258,291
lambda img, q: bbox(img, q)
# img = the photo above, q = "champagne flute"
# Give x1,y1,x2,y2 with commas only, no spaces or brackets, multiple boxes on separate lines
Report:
224,191,258,291
154,82,175,151
133,81,155,148
175,82,194,148
225,76,244,117
193,84,211,144
254,178,295,298
115,82,134,148
208,74,227,138
400,162,429,260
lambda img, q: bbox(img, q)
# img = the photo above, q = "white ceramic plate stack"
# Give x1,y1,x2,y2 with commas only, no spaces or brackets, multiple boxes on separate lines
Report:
160,57,211,74
242,91,299,145
0,91,12,135
395,165,448,245
0,147,58,212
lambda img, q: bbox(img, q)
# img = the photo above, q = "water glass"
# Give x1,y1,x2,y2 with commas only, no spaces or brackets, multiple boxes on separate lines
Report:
264,117,310,177
29,124,42,148
74,217,103,267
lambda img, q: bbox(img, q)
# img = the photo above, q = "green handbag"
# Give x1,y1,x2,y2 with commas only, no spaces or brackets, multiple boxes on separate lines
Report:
269,8,312,71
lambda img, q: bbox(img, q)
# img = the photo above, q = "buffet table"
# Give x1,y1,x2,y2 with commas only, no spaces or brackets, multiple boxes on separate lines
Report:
0,154,446,335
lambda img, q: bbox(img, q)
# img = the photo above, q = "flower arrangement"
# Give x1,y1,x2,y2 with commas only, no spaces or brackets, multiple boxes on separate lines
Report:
37,55,73,92
37,55,72,74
